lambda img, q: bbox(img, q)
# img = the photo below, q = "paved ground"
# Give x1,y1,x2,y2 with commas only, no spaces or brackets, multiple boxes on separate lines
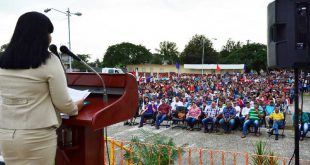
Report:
106,96,310,164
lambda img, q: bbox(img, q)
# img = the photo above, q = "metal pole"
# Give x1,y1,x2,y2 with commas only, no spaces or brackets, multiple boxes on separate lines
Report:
294,67,300,165
67,8,72,72
201,39,205,75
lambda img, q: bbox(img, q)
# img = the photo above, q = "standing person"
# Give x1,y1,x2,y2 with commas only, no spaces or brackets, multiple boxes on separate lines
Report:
0,12,84,165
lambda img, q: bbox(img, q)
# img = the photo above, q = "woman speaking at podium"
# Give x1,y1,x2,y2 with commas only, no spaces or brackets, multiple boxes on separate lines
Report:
0,12,84,164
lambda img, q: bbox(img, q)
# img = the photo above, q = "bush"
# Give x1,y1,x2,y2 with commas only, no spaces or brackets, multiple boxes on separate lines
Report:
124,129,180,165
251,140,278,165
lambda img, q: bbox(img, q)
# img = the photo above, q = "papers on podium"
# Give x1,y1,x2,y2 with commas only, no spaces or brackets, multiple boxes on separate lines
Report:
60,87,91,119
67,87,91,102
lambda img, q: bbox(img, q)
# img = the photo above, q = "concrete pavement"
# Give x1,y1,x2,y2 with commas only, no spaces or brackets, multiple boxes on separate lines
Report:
106,96,310,164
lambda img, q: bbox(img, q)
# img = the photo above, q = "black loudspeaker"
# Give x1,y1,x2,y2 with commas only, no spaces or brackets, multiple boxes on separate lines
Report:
267,0,310,68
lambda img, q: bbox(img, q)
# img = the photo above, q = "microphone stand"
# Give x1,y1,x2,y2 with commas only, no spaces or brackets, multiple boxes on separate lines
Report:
80,60,108,103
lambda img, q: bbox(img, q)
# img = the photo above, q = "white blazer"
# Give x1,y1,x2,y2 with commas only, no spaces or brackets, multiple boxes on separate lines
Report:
0,54,77,129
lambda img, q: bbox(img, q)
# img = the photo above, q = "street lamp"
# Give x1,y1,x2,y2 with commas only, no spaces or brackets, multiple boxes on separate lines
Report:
44,8,82,72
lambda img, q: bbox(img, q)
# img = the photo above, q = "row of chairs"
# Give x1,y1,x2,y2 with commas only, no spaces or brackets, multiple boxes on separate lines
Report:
131,106,291,137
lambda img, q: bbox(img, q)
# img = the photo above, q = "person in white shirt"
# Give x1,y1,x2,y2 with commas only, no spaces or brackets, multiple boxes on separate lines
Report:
239,101,251,129
170,96,184,113
202,102,220,133
233,101,242,129
233,102,241,117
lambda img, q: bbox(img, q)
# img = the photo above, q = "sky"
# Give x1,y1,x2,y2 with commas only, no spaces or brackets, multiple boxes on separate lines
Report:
0,0,274,61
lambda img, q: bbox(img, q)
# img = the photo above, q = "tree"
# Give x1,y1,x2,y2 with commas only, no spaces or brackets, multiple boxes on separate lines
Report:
89,58,103,68
72,54,91,71
180,34,217,64
103,42,152,67
225,43,267,73
150,53,163,64
155,41,179,64
219,39,243,63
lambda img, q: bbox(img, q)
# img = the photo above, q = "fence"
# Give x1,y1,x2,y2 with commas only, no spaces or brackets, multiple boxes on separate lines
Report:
105,138,310,165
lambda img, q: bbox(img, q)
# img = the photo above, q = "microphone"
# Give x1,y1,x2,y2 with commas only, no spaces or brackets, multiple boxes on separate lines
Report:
49,44,60,59
60,45,108,102
50,44,68,82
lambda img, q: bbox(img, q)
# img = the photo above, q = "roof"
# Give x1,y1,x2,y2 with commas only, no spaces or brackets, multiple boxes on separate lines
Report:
184,64,245,70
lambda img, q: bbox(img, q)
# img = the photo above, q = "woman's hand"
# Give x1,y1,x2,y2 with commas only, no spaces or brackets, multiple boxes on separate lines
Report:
75,99,85,111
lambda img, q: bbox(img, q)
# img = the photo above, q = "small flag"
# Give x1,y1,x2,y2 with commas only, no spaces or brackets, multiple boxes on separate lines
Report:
216,64,220,72
176,63,180,70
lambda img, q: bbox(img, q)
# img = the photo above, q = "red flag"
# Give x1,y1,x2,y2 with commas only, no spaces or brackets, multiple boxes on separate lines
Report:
131,69,135,76
216,64,220,72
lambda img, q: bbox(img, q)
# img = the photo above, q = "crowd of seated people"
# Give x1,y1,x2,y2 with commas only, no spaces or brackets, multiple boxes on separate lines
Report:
134,71,309,140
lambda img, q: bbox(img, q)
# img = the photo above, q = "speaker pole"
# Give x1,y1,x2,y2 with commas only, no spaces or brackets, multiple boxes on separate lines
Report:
294,66,300,165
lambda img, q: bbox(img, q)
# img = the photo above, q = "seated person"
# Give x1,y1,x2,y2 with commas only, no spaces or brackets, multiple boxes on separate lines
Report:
171,96,184,113
138,100,157,128
268,106,284,140
215,101,225,131
185,102,201,131
241,102,264,138
202,102,219,133
265,100,275,128
155,99,171,129
238,101,251,130
219,101,236,133
292,109,309,141
233,101,241,129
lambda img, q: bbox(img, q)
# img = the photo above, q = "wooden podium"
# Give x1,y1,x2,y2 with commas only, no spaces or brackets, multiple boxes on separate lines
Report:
55,73,138,165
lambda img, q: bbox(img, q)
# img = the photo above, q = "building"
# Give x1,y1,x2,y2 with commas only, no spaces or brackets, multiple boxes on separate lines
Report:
127,64,245,75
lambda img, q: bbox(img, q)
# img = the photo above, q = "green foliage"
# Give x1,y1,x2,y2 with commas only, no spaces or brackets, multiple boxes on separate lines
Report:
124,130,180,165
103,42,152,67
150,53,164,64
155,41,180,64
180,34,217,64
251,140,278,165
222,43,267,73
89,58,103,68
219,39,243,63
72,54,91,71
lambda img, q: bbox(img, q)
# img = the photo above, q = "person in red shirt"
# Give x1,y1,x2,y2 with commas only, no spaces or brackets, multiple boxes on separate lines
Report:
155,99,171,129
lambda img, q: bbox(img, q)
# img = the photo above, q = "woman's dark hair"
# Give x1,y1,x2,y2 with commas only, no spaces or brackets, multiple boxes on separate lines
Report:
0,11,54,69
